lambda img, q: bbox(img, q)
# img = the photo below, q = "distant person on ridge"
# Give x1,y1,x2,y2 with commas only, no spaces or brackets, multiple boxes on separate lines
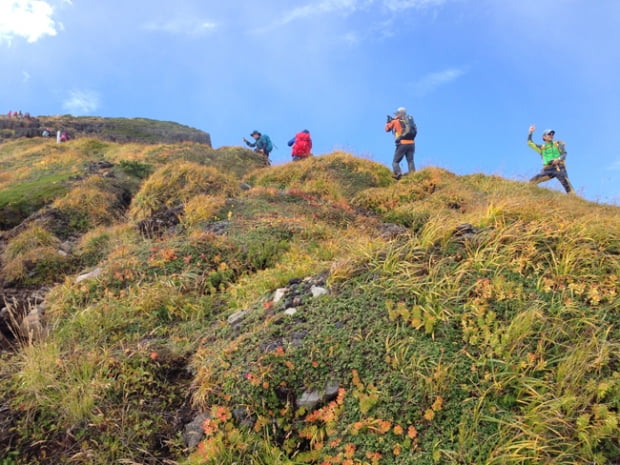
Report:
243,130,272,164
385,107,417,180
527,125,574,194
288,130,312,161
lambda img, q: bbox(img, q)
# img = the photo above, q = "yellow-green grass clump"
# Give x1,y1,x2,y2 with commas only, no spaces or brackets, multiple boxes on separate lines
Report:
1,224,69,284
182,194,228,230
52,176,123,231
76,223,139,267
129,161,240,221
246,152,394,202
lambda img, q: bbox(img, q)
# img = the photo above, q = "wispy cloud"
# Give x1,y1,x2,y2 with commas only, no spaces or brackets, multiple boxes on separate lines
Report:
609,158,620,171
409,67,468,96
279,0,368,25
143,17,217,37
256,0,448,33
22,71,31,83
0,0,63,45
382,0,446,11
62,89,100,115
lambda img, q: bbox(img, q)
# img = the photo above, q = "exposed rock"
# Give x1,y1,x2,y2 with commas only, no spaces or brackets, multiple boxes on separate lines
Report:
296,390,322,410
227,310,249,326
296,380,341,410
239,182,252,191
0,115,212,146
232,407,254,428
310,286,328,298
453,223,478,239
88,160,114,171
273,288,288,304
75,267,103,284
261,340,283,352
324,381,340,401
290,331,308,347
58,241,74,254
284,308,297,316
19,306,46,341
202,220,229,235
182,413,210,449
137,205,183,238
378,222,409,239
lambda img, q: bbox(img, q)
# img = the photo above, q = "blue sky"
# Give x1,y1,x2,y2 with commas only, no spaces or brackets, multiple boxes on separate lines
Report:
1,0,619,203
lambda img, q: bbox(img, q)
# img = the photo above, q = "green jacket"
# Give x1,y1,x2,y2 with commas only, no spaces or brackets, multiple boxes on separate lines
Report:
527,134,567,165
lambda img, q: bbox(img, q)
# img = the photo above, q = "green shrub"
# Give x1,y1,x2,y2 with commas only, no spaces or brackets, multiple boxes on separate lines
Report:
118,160,154,179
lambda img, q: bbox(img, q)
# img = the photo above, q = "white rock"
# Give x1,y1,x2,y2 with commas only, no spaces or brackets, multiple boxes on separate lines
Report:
284,308,297,316
296,390,322,409
310,286,328,298
227,310,248,326
273,288,288,303
19,307,46,341
75,267,103,284
57,249,68,257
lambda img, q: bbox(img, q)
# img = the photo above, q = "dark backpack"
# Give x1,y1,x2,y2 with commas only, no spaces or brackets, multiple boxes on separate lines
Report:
399,115,417,140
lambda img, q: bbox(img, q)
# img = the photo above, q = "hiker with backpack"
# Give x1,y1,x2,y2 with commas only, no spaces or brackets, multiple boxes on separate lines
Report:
288,130,312,161
243,130,272,164
385,107,417,180
527,125,574,194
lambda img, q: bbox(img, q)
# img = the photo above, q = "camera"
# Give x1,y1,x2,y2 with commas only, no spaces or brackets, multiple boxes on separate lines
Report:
386,115,393,123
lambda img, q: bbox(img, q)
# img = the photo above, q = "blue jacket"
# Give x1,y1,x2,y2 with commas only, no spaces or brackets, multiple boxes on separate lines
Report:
245,134,271,152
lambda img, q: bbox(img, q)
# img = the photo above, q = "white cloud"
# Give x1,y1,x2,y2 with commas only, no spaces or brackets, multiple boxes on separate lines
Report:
22,70,31,82
143,18,217,37
279,0,368,25
382,0,446,11
62,89,100,115
609,158,620,171
409,67,468,96
0,0,62,45
257,0,448,33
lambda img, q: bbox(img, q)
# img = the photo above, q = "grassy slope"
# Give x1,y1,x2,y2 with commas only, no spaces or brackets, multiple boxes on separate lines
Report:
0,138,259,229
0,115,211,145
0,146,618,465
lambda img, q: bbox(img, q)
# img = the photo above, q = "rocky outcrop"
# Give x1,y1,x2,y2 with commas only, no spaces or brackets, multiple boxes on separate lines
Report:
0,115,211,146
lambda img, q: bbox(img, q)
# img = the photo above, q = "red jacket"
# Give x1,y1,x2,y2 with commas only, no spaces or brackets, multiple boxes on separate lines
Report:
291,131,312,157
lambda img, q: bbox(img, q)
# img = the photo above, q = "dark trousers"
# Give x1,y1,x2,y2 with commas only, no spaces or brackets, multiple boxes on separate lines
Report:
529,164,573,193
392,143,415,176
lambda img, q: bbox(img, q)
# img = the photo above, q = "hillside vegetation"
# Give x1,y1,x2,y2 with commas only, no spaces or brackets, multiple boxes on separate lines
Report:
0,115,211,145
0,130,618,465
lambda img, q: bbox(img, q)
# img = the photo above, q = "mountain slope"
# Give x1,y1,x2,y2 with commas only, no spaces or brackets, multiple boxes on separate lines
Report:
0,131,618,465
0,115,211,145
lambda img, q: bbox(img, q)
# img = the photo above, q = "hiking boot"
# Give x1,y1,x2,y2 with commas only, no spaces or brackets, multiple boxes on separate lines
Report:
392,173,402,180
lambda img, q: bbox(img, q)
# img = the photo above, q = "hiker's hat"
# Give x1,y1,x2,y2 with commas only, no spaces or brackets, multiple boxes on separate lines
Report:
250,130,261,136
542,129,555,136
395,107,407,115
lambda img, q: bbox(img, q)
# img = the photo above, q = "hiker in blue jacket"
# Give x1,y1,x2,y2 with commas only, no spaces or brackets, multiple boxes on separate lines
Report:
243,130,272,164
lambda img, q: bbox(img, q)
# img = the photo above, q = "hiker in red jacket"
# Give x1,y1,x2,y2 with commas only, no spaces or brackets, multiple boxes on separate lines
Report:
288,130,312,161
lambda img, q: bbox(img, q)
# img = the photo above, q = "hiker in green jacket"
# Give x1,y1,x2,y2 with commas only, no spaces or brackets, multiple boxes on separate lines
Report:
527,125,574,194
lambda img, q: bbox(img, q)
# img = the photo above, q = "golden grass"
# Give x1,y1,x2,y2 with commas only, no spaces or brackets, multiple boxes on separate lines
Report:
246,152,394,201
182,194,228,230
52,176,121,227
129,161,239,221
